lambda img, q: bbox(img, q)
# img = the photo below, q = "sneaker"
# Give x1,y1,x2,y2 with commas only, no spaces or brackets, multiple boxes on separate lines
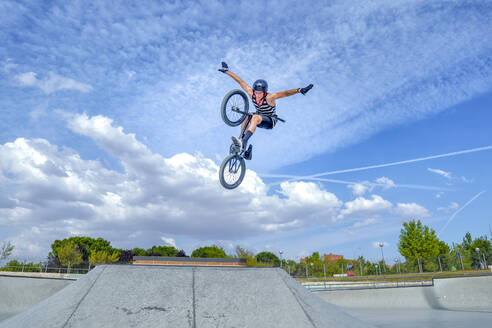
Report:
231,136,243,153
244,144,253,160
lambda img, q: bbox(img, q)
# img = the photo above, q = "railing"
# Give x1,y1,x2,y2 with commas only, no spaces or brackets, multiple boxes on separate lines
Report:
0,265,92,274
300,271,492,291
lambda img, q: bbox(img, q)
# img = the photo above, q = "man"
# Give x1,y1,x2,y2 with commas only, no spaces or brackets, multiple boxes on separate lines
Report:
218,62,313,157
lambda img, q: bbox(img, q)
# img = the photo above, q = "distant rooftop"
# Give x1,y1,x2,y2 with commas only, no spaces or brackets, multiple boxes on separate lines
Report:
132,256,247,267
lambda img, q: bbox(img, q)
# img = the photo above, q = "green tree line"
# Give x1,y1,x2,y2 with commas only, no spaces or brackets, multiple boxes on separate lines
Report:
2,219,491,275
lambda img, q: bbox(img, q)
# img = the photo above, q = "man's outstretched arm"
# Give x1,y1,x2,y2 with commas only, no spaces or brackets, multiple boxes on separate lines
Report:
272,84,314,100
218,62,252,96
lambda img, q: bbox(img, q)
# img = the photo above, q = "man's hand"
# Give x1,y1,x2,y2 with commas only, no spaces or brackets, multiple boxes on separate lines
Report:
218,62,229,73
299,84,313,95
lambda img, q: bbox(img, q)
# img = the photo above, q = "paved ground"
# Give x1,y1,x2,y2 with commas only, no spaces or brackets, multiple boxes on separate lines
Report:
0,265,372,328
314,275,492,328
0,274,74,322
2,266,491,327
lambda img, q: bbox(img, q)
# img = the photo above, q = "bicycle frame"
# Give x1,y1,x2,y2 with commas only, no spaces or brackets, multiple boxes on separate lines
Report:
231,108,286,123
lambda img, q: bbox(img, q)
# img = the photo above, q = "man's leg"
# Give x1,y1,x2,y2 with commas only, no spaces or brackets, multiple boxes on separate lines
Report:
232,115,262,152
242,115,262,148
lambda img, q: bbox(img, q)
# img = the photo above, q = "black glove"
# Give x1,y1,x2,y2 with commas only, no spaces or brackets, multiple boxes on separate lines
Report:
218,62,229,73
299,84,313,95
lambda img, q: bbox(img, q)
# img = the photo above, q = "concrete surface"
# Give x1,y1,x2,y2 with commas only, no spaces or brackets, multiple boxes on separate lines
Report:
315,276,492,327
3,266,490,328
0,274,74,321
314,276,492,311
1,265,372,328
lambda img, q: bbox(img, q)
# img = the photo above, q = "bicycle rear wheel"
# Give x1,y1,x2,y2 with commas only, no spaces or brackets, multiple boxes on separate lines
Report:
219,154,246,189
221,89,249,126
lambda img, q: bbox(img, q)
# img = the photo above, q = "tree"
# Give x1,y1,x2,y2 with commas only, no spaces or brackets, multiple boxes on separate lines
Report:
176,249,188,257
191,245,228,258
117,250,134,263
459,232,492,269
50,237,115,265
255,251,280,266
146,245,179,257
234,246,254,259
89,250,119,265
131,248,146,256
57,241,83,268
305,252,324,276
398,220,449,272
1,260,43,272
234,246,257,266
1,241,14,262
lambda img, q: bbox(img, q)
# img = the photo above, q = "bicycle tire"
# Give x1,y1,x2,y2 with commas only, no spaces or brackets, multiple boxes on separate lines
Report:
219,154,246,189
221,89,249,127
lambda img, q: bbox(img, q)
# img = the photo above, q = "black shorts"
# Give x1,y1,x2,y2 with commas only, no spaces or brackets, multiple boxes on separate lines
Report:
256,114,275,129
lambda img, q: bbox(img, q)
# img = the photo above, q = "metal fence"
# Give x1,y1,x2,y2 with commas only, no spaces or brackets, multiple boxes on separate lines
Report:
283,253,491,279
0,264,92,274
299,271,492,291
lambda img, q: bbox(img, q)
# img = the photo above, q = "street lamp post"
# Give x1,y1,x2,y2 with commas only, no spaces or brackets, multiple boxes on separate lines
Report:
279,251,283,268
475,248,483,269
378,242,386,273
458,252,464,272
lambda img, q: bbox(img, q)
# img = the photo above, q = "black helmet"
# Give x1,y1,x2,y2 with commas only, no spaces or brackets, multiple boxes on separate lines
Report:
253,79,268,92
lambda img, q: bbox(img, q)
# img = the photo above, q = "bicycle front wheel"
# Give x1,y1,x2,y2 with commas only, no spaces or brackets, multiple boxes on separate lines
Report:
219,154,246,189
221,89,249,126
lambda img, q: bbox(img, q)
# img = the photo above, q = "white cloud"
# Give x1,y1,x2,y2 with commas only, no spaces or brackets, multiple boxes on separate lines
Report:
1,1,490,173
161,237,177,248
2,58,18,73
0,113,346,258
437,202,459,212
15,72,93,94
394,203,430,219
338,195,392,220
428,168,452,179
348,182,370,196
353,218,377,228
375,177,395,189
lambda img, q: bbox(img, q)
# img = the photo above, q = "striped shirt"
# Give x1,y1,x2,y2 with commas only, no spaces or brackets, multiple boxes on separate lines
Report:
252,92,278,127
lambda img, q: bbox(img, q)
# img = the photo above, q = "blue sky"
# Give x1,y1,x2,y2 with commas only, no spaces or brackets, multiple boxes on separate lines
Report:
1,0,491,264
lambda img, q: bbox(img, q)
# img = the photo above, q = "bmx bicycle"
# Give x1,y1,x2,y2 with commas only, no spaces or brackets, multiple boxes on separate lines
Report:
219,89,285,189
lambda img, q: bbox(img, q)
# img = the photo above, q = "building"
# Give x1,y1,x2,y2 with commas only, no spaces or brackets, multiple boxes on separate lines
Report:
324,253,344,262
300,253,351,263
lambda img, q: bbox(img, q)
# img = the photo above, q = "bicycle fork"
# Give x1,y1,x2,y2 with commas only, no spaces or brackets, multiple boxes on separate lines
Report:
240,114,253,140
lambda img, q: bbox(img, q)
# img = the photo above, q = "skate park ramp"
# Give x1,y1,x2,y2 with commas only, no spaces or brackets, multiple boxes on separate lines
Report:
0,274,74,321
0,265,372,328
314,275,492,328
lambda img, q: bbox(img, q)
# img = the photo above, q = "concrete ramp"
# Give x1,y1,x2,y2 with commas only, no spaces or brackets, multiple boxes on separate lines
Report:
1,265,372,328
314,276,492,312
314,276,492,328
0,274,73,321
